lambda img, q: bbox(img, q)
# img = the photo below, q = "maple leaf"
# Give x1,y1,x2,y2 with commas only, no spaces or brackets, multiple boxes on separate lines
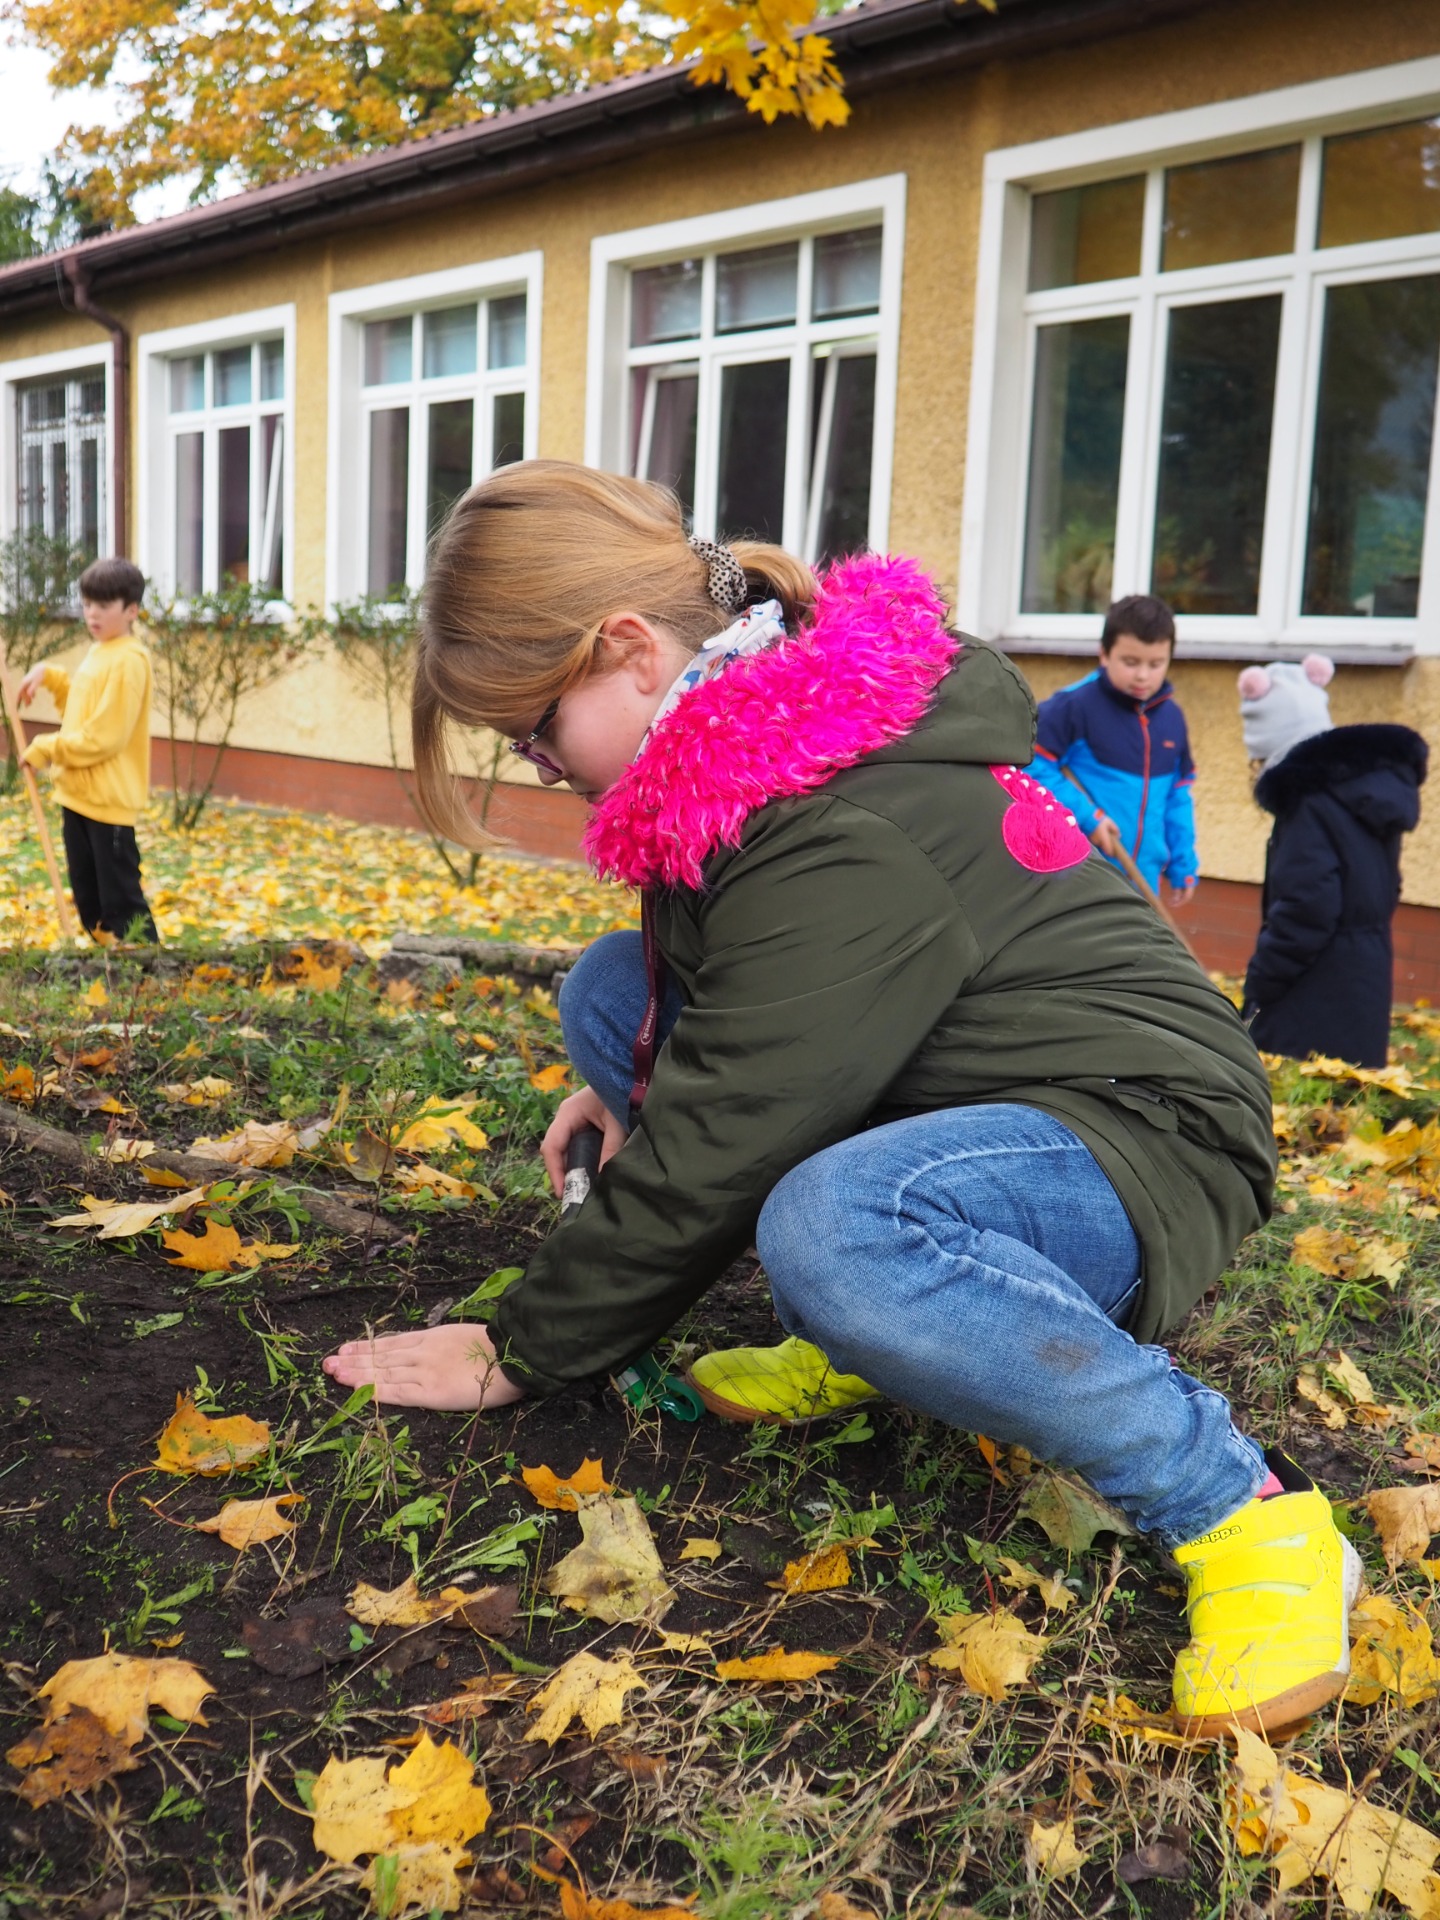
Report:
152,1394,270,1475
1402,1431,1440,1476
284,945,344,991
1365,1484,1440,1568
522,1458,613,1511
6,1704,142,1807
1296,1368,1348,1430
545,1496,675,1625
196,1492,304,1550
815,1897,880,1920
1230,1724,1440,1915
141,1164,194,1189
49,1190,209,1238
678,1538,723,1562
81,979,109,1007
33,1652,213,1745
657,1630,712,1654
1018,1470,1133,1554
1345,1593,1440,1708
346,1575,474,1627
996,1555,1077,1612
160,1075,235,1105
714,1650,841,1682
361,1844,473,1913
391,1095,489,1153
771,1546,851,1593
97,1137,156,1162
1087,1692,1211,1749
529,1062,570,1092
556,1883,698,1920
189,1119,299,1168
393,1162,478,1199
311,1734,491,1911
1,1062,36,1103
526,1650,647,1745
162,1220,298,1270
929,1610,1048,1701
1028,1817,1090,1878
1291,1225,1354,1276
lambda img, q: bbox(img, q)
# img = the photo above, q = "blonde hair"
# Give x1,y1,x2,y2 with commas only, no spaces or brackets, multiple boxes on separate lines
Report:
414,460,817,846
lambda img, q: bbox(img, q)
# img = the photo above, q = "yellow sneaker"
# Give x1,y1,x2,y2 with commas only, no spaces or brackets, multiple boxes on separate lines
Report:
686,1337,882,1426
1172,1455,1364,1737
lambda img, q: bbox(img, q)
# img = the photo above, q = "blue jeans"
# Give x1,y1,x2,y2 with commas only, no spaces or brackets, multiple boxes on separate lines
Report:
560,931,1266,1546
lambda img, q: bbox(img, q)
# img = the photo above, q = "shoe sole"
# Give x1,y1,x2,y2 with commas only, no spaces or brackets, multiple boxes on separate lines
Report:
1176,1537,1366,1740
682,1371,880,1428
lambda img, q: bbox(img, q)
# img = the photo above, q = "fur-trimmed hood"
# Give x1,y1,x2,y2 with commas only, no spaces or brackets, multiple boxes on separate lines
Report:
1254,722,1428,835
585,554,974,890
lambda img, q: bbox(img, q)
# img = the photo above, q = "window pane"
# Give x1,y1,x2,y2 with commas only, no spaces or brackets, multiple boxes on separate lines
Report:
492,391,526,468
717,359,789,544
78,376,106,418
79,437,101,558
1303,274,1440,618
809,351,876,565
48,441,69,542
363,317,413,386
488,294,527,370
218,425,251,583
170,356,205,412
21,445,43,533
216,345,252,408
631,260,702,346
1020,315,1130,614
1150,297,1281,616
259,415,284,591
1162,146,1299,271
175,432,205,595
1029,176,1145,291
1320,116,1440,249
367,408,410,597
813,229,882,319
717,243,798,333
24,383,64,428
632,367,698,520
424,304,478,379
427,398,473,538
259,339,285,402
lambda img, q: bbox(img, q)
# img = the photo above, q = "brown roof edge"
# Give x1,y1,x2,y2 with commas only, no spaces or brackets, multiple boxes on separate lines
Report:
0,0,1204,318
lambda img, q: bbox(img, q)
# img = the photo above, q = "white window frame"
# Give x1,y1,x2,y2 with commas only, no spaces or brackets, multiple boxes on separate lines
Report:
961,53,1440,661
0,343,112,563
136,304,297,606
326,253,542,607
585,175,906,559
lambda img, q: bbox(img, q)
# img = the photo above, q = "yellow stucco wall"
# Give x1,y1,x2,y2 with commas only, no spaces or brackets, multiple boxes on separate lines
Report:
4,0,1437,895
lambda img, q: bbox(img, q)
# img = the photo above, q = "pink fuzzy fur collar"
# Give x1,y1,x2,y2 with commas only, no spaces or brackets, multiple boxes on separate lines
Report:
583,553,960,891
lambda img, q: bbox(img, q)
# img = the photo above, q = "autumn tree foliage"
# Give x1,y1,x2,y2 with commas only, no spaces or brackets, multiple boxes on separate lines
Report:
9,0,851,228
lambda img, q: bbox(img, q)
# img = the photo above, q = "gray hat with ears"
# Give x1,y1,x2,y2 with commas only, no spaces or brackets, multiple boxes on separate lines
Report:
1237,655,1335,770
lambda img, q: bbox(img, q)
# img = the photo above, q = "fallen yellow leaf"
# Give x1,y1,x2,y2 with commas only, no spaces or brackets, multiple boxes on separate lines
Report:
196,1493,304,1551
1028,1817,1090,1878
771,1546,851,1594
346,1575,473,1628
678,1538,723,1562
311,1733,491,1884
714,1650,840,1683
152,1394,270,1475
1086,1693,1203,1748
1291,1225,1354,1276
160,1076,235,1105
360,1843,472,1914
929,1610,1048,1702
657,1630,713,1655
96,1137,156,1162
141,1165,194,1189
1230,1724,1440,1915
49,1190,208,1239
1345,1593,1440,1708
545,1496,675,1625
81,979,109,1007
522,1458,614,1511
162,1220,298,1271
0,1062,36,1103
529,1062,570,1093
189,1119,299,1168
1365,1484,1440,1569
526,1651,647,1745
393,1161,478,1199
391,1094,489,1154
996,1556,1076,1612
556,1881,696,1920
33,1651,213,1744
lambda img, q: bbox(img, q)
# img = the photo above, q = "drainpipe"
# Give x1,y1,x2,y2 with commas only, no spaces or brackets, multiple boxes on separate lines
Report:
58,259,129,556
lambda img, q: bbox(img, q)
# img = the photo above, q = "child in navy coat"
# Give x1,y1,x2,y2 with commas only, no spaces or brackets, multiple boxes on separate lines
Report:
1239,656,1427,1069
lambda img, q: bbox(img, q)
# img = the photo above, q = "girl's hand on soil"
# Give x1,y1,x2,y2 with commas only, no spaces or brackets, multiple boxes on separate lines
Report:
322,1325,526,1411
541,1085,627,1197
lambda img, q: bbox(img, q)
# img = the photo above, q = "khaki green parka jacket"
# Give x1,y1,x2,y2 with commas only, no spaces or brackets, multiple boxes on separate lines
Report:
493,557,1275,1395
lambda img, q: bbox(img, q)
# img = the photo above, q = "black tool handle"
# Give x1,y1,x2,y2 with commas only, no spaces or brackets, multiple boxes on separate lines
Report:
561,1122,604,1220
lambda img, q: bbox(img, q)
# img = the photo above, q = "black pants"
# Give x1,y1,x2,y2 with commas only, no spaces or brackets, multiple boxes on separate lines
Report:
61,808,159,942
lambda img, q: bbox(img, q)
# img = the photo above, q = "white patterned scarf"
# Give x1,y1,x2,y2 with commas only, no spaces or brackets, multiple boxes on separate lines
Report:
636,600,787,759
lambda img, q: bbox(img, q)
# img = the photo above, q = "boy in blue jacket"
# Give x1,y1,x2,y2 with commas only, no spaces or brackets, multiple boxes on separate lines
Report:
1029,594,1198,902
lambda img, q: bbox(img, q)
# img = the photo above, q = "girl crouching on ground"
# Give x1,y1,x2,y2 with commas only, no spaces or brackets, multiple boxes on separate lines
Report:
325,460,1359,1737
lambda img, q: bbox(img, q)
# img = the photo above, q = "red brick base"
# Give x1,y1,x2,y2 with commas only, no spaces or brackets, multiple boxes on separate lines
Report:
13,729,1439,1000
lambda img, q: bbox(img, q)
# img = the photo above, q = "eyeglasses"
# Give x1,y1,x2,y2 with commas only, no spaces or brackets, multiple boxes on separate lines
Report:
509,697,562,777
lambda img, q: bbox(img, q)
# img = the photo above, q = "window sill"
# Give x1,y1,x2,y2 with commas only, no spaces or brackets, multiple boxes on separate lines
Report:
994,634,1418,667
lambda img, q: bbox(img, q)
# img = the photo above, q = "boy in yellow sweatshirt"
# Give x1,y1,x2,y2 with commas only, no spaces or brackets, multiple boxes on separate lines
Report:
17,557,158,942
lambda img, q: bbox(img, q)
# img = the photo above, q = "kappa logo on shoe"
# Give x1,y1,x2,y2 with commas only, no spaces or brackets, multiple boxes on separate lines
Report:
1190,1523,1242,1548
